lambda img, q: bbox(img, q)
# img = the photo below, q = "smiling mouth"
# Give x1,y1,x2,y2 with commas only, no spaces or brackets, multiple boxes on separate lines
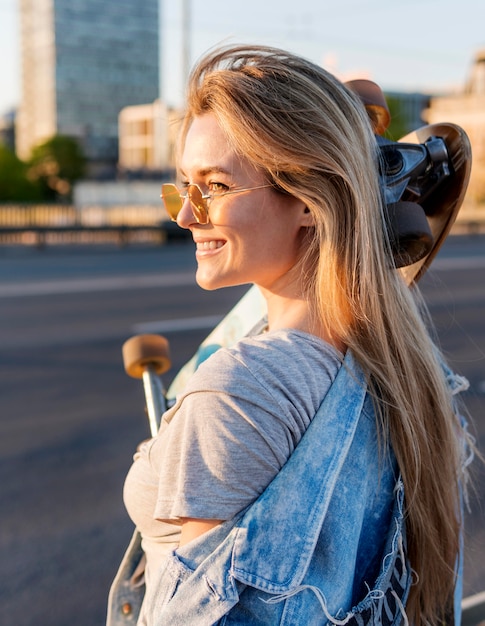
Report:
196,240,225,251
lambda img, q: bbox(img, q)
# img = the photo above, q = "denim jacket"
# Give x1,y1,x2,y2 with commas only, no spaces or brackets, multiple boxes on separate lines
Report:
108,350,468,626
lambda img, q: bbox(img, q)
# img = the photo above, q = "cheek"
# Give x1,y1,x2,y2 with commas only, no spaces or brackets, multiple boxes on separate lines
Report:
250,228,302,274
266,219,304,254
230,198,304,259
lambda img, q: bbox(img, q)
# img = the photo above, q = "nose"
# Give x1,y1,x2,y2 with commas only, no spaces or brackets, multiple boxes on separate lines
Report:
176,196,196,229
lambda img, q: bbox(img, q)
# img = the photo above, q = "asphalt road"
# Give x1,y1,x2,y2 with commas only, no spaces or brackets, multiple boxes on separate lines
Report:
0,236,484,626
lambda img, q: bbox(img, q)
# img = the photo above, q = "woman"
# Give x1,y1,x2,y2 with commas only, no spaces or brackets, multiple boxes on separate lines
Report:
118,45,470,625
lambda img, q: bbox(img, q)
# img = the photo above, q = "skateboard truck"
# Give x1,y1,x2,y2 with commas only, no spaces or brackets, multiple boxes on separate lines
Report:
347,79,472,278
378,135,451,207
378,133,452,269
122,334,171,436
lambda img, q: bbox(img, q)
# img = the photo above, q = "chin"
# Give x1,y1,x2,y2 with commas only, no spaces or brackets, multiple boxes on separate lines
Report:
196,281,221,292
195,271,249,292
195,274,225,291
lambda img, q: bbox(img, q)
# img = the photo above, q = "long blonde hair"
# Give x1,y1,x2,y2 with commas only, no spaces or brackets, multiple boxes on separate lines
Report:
181,44,467,624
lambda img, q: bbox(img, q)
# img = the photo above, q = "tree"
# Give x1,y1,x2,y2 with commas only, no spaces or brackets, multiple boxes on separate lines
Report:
28,135,86,201
385,96,413,141
0,143,43,202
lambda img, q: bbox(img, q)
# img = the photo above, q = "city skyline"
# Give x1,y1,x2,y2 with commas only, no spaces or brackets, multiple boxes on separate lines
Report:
1,0,484,118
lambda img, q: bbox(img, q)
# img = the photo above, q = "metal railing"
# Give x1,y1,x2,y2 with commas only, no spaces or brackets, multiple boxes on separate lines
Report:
0,204,189,246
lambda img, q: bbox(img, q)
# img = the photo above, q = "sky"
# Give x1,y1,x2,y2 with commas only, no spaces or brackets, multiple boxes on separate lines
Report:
0,0,484,116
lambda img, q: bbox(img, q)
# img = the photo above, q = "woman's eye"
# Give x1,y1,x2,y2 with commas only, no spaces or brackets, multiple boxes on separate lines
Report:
208,182,229,194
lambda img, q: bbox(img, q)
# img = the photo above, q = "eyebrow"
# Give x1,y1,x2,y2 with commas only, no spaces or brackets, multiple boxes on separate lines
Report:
179,166,234,179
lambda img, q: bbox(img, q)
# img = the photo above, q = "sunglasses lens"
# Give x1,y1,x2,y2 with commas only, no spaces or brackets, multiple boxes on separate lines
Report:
187,186,209,224
161,184,183,221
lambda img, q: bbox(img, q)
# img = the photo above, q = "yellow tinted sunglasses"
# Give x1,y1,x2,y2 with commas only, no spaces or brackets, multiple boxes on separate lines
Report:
161,183,272,224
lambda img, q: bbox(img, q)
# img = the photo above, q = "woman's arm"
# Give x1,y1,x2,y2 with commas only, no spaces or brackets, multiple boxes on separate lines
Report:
179,518,222,546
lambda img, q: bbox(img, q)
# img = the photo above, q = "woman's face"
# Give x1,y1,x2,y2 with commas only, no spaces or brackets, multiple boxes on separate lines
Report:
177,113,312,293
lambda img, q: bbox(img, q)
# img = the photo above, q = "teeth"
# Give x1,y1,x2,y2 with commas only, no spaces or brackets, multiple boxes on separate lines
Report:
197,241,224,250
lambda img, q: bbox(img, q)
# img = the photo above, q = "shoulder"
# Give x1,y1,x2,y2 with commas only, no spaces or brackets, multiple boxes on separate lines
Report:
172,329,342,432
186,329,341,395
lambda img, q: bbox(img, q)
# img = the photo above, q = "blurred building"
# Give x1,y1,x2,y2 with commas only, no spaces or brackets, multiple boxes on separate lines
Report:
118,100,183,172
16,0,159,174
425,49,485,209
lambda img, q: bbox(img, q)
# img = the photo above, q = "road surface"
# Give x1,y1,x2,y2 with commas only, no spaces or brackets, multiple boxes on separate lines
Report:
0,237,483,625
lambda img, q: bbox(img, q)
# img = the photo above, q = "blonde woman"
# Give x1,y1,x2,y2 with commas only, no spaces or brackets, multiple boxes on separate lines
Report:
117,45,471,625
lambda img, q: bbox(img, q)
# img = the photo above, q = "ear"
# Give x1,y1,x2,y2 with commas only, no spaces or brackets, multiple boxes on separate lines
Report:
301,205,315,228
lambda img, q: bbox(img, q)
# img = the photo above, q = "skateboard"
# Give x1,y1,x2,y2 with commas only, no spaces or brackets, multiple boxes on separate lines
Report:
108,80,477,626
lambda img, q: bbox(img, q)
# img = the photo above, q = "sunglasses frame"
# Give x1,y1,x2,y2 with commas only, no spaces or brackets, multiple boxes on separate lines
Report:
161,183,272,224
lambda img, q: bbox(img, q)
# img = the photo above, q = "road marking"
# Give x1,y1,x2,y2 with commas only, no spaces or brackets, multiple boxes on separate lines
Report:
0,271,196,297
133,315,223,334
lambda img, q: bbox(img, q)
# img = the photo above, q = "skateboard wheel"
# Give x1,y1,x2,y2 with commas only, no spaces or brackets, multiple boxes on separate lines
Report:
122,334,171,379
387,201,434,268
345,79,391,135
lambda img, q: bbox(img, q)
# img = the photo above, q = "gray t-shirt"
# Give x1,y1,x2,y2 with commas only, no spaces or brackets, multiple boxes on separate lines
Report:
124,328,341,531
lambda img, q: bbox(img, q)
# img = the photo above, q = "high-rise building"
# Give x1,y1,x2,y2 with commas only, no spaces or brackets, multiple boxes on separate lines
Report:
16,0,159,171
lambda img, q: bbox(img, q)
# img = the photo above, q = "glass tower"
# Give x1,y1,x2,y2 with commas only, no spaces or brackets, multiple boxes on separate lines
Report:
16,0,159,168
